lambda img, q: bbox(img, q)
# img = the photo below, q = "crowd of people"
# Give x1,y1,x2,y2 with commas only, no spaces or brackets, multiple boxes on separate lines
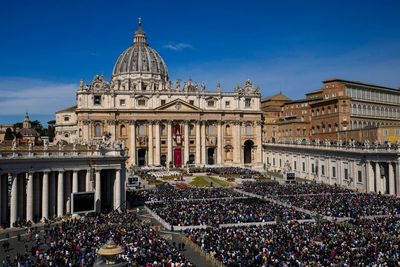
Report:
136,184,245,202
188,166,262,179
185,221,400,266
147,198,310,226
2,212,193,266
279,193,400,218
240,181,354,197
350,216,400,237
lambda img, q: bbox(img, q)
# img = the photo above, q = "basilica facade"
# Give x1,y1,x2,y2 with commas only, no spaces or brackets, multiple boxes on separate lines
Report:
55,21,263,167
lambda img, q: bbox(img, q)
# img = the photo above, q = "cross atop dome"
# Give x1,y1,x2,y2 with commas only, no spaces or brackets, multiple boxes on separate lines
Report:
133,17,147,46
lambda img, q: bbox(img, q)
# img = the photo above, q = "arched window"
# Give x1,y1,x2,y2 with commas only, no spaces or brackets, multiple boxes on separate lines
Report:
94,123,102,137
225,124,231,136
245,124,252,135
120,125,126,136
139,125,145,136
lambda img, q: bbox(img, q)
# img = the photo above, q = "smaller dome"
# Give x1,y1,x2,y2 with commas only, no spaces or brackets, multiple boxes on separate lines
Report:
112,19,168,83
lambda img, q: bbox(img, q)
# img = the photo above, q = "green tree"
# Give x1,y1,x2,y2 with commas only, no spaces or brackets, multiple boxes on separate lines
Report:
4,128,14,140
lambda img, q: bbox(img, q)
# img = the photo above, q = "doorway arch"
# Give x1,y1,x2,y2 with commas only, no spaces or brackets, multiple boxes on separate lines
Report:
244,140,254,164
207,148,215,165
138,149,146,166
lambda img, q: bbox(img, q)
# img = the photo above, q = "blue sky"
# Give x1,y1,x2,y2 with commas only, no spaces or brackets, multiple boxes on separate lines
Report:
1,0,399,125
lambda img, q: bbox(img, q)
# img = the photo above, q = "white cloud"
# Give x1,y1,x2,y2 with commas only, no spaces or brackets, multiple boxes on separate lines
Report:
163,42,194,51
0,77,77,116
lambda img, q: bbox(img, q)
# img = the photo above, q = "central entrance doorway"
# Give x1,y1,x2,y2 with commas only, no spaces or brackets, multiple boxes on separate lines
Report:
207,148,215,165
174,148,182,167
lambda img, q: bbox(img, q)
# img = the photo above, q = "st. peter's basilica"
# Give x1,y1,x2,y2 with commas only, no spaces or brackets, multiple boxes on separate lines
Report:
55,20,263,168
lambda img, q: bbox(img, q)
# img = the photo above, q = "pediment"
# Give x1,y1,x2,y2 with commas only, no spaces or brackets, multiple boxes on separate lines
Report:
154,99,202,112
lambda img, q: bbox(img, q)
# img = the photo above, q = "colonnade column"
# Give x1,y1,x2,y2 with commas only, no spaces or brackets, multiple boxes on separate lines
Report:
114,169,121,211
130,121,136,165
72,170,78,193
201,121,206,164
184,121,189,165
195,121,201,164
57,171,64,217
148,122,153,166
154,121,160,166
10,173,18,227
367,161,374,193
26,172,33,222
167,122,173,167
217,122,222,164
95,170,101,212
375,162,381,193
86,169,91,191
42,171,49,220
50,172,56,218
388,162,395,195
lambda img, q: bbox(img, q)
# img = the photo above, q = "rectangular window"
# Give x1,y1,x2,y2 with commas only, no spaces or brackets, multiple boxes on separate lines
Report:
358,170,362,183
207,100,215,107
161,99,166,105
245,99,251,108
161,140,166,145
64,116,70,122
344,169,348,180
189,100,194,105
294,161,297,170
119,99,126,106
225,101,230,107
302,162,305,172
332,166,336,178
94,95,101,105
279,159,282,167
321,165,325,175
190,140,194,145
273,158,276,166
138,99,146,106
384,129,388,136
311,164,315,173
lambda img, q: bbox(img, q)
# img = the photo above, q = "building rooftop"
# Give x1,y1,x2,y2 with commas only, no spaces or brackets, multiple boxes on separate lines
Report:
323,78,400,92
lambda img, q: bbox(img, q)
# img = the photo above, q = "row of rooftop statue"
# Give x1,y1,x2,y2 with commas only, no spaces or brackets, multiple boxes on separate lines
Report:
10,132,125,152
79,75,261,95
273,138,400,150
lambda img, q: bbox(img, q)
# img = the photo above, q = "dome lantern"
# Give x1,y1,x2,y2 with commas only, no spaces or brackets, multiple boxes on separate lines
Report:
133,17,147,46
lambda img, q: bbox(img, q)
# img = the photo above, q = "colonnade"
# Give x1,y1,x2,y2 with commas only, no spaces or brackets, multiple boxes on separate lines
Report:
0,168,122,228
264,143,400,195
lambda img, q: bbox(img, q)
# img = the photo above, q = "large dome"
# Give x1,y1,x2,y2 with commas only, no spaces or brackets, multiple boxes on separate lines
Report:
112,20,169,83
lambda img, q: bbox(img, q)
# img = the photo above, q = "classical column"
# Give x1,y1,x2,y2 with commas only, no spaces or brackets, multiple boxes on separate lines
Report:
375,162,381,193
367,161,374,193
95,170,101,212
184,121,189,165
42,171,49,220
255,121,262,164
148,122,154,166
130,121,136,165
217,122,222,164
57,171,64,217
154,121,161,165
388,162,395,195
195,121,201,164
10,173,18,227
50,171,56,218
114,169,121,211
201,121,206,164
86,169,91,191
234,122,241,164
167,122,173,167
72,170,79,193
26,172,34,222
